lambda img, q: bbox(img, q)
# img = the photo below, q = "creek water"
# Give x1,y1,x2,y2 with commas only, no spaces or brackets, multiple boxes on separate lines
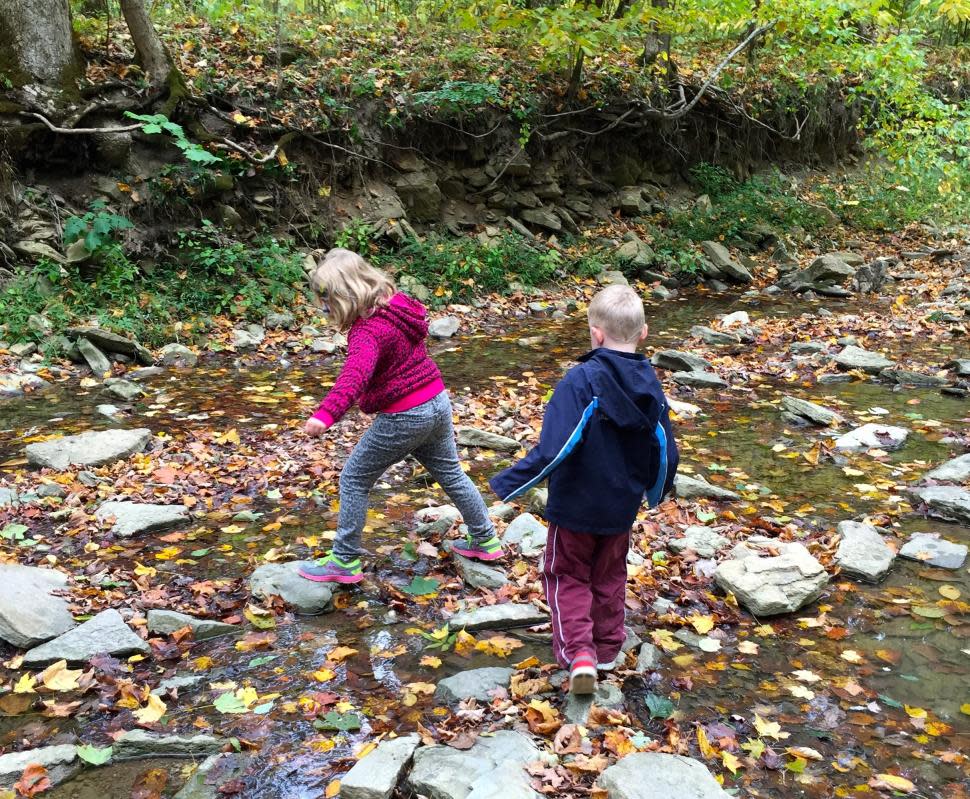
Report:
1,288,967,797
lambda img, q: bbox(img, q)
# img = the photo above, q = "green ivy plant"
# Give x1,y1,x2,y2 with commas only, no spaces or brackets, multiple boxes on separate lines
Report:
124,112,222,165
62,200,133,257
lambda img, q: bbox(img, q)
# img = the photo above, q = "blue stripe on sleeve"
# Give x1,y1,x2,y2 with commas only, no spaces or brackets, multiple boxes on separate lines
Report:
645,418,668,508
501,397,599,501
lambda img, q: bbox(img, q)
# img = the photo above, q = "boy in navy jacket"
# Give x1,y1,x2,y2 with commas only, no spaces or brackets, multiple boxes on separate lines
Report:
490,285,678,694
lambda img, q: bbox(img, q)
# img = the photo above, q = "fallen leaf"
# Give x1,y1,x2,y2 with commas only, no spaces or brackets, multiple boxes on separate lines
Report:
133,694,167,724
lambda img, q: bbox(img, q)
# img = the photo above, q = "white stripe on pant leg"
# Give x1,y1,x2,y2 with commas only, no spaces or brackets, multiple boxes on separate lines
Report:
549,524,568,664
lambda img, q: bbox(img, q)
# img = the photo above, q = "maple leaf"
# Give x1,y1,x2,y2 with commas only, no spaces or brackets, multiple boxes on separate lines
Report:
14,764,50,797
133,694,167,724
753,714,789,740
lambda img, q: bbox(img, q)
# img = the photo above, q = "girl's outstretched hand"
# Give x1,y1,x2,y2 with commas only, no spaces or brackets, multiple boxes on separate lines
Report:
305,417,329,437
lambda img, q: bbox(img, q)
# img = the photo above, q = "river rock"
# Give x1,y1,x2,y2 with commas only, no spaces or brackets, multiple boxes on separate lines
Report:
435,667,514,703
456,427,520,452
0,745,80,790
502,513,547,556
264,311,296,330
597,753,730,799
104,378,144,401
77,336,112,376
835,521,895,582
488,503,518,522
881,369,948,387
448,602,548,631
636,643,659,673
456,555,509,590
669,526,729,558
949,359,970,377
429,316,460,338
159,343,198,368
152,674,205,696
781,396,845,426
834,345,895,374
147,610,239,640
0,488,17,508
232,327,263,351
249,562,333,614
340,734,421,799
674,474,740,501
714,538,829,616
26,428,152,470
0,565,75,648
416,505,462,535
68,327,153,364
899,532,967,569
174,753,251,799
615,237,655,269
925,453,970,482
790,341,826,355
700,241,753,283
564,682,624,725
23,608,149,666
114,729,223,758
96,501,190,538
651,350,713,372
835,423,908,451
408,730,542,799
672,371,728,389
909,485,970,524
805,254,856,283
690,325,740,345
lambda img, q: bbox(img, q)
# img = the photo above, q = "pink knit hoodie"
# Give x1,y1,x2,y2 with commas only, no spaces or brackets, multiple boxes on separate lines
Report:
312,293,444,426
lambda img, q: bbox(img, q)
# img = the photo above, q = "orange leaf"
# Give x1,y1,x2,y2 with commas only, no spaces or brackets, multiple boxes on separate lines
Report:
15,764,51,797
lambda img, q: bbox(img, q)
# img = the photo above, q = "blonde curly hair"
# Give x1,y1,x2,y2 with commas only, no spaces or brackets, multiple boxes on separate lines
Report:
309,248,396,331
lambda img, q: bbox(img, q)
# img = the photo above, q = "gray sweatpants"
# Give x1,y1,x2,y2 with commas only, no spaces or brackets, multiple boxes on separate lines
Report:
332,392,496,560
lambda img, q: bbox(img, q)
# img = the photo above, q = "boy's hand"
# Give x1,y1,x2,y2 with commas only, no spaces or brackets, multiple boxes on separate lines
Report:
305,417,329,437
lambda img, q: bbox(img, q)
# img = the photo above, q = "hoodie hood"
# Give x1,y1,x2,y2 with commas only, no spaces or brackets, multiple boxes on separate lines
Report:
376,292,429,343
578,348,663,430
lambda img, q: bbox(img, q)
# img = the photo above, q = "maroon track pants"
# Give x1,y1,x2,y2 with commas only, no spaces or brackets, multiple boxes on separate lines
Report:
542,523,630,668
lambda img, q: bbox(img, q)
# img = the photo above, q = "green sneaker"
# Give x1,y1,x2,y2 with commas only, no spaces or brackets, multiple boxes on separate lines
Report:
298,552,363,583
452,534,504,562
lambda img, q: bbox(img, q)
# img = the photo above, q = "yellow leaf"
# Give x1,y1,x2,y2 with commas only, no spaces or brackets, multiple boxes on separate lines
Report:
13,674,36,694
405,682,436,696
753,714,789,740
696,725,716,759
420,656,442,669
961,703,970,716
193,656,214,671
689,614,715,635
326,646,358,664
133,562,157,577
841,650,864,664
939,585,961,600
904,705,927,719
325,779,341,798
651,629,684,653
39,660,82,692
454,630,477,656
474,635,524,658
869,774,915,793
672,653,696,667
133,694,167,724
155,546,182,561
312,669,337,683
721,751,741,774
216,428,241,445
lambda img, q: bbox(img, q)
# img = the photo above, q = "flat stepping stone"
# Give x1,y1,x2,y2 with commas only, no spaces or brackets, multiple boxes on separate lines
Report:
0,565,75,648
834,345,895,375
435,667,514,702
669,526,729,559
502,512,547,556
881,369,948,387
415,505,461,535
0,745,80,791
564,682,624,725
899,532,967,569
674,474,740,501
249,562,333,615
23,608,149,666
689,325,740,345
147,610,239,640
448,602,548,631
781,396,845,426
455,555,509,590
835,521,895,582
174,753,251,799
925,454,970,483
340,734,421,799
651,350,713,372
26,428,152,470
429,316,460,338
456,427,520,452
835,423,908,451
672,371,728,389
599,753,730,799
113,730,223,758
96,501,190,538
636,643,659,673
910,485,970,524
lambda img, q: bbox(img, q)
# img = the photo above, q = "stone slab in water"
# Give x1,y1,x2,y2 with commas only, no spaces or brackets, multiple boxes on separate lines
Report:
502,512,547,556
835,521,895,582
340,734,421,799
147,609,239,640
159,342,198,367
26,428,152,470
689,325,740,345
781,396,844,426
672,370,728,389
636,643,659,673
22,608,149,666
174,753,251,799
598,753,730,799
455,555,509,589
881,369,948,387
910,485,970,524
408,730,542,799
96,501,190,538
924,453,970,483
104,377,144,401
68,327,153,364
249,561,333,615
435,667,514,702
669,526,729,559
835,423,908,452
834,345,895,374
651,349,713,372
448,602,548,631
113,729,224,758
674,474,740,501
899,532,967,569
564,682,624,725
0,744,80,790
0,564,75,648
456,426,520,452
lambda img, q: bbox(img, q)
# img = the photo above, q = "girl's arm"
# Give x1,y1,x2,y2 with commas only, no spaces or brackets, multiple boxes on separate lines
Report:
312,330,379,425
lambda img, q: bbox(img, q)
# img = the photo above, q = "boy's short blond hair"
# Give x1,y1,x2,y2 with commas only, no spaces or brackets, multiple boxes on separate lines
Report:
588,284,645,344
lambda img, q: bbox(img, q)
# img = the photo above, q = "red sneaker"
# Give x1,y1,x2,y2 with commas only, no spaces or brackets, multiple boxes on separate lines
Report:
569,651,597,695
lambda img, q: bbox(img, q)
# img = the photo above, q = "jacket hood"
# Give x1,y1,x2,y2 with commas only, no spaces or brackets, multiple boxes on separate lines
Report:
378,293,429,342
579,348,664,430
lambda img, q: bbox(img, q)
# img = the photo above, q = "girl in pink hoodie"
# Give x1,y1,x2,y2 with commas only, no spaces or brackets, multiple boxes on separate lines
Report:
299,248,503,583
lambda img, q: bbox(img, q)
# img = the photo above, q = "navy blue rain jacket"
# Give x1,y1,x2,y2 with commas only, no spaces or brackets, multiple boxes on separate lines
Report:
489,348,679,535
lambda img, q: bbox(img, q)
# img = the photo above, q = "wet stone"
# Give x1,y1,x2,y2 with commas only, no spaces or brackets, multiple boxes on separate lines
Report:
834,345,895,374
669,526,729,559
456,426,520,452
781,396,845,426
77,336,112,376
674,474,740,501
0,565,75,648
23,608,149,666
835,423,908,452
651,349,713,372
636,643,659,673
790,341,826,355
672,371,728,389
502,512,547,556
598,753,730,799
340,734,421,799
249,562,333,615
435,667,514,702
0,745,79,790
564,682,624,725
0,488,17,508
104,377,144,401
455,555,509,590
429,316,460,338
924,453,970,482
700,241,753,284
416,504,461,535
690,326,740,345
159,343,198,368
152,674,205,696
174,753,252,799
113,729,224,758
835,521,895,582
147,610,239,640
448,602,548,631
910,485,970,524
96,501,190,538
26,428,152,470
899,532,967,570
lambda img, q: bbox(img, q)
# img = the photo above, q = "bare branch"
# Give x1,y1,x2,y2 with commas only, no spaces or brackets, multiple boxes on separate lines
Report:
20,112,143,134
213,137,280,164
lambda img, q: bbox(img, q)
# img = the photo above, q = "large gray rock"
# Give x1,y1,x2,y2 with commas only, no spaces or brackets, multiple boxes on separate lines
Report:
68,327,153,364
23,608,149,666
113,729,223,758
689,325,740,345
104,378,144,401
636,643,659,673
456,555,509,590
805,254,856,283
598,753,730,799
835,521,895,582
77,336,113,376
408,730,542,799
781,396,844,426
0,745,80,790
714,537,829,616
340,734,421,799
564,682,624,725
674,474,740,501
700,242,753,284
174,753,251,799
835,423,908,451
394,171,442,222
834,345,895,375
669,526,729,559
925,454,970,483
147,610,239,641
435,667,513,703
159,343,198,368
520,208,561,232
448,602,548,631
651,350,713,373
881,369,948,387
249,562,333,614
502,513,547,556
456,427,520,452
96,501,190,537
232,327,263,351
899,532,967,570
26,428,152,470
909,486,970,524
949,359,970,377
429,316,460,338
0,565,75,648
672,371,728,389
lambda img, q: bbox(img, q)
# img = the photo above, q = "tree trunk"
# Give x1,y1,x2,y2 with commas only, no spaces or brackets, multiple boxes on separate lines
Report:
118,0,174,88
0,0,83,91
